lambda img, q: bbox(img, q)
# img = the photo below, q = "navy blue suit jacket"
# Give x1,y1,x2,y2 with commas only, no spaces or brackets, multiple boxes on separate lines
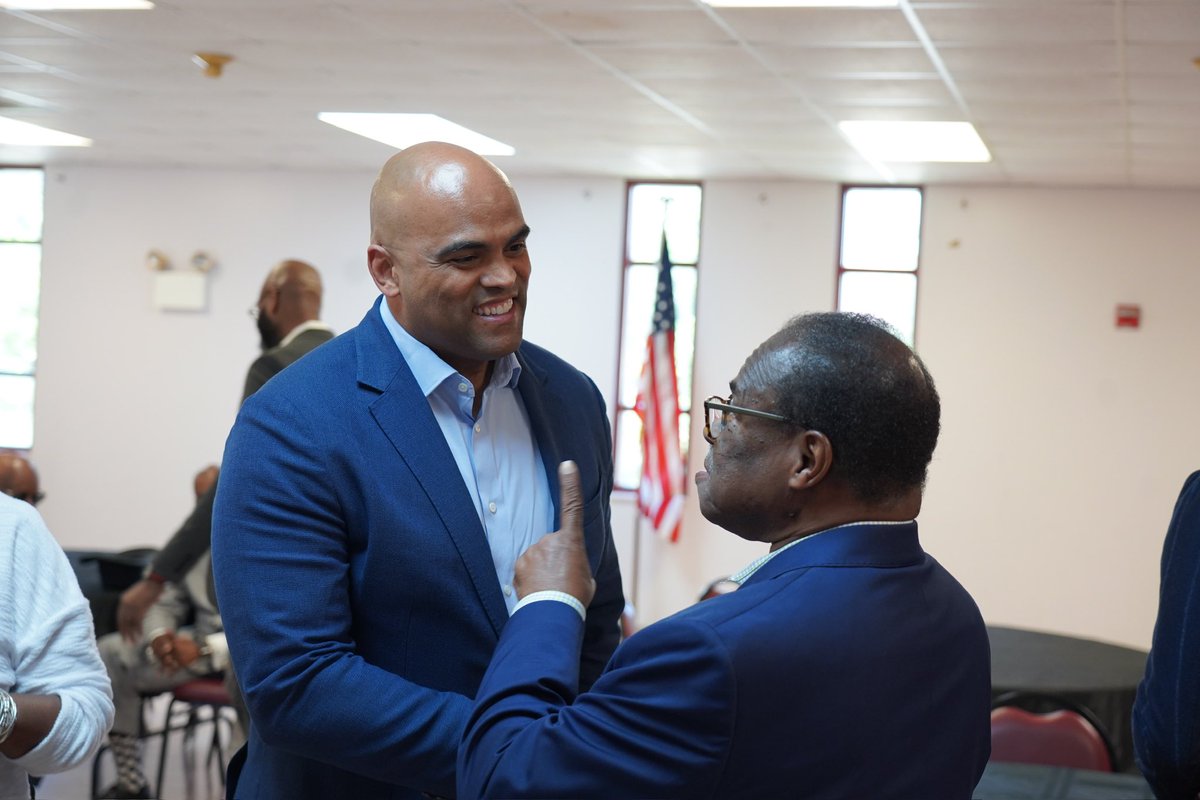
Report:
211,298,624,799
1134,470,1200,800
459,522,991,799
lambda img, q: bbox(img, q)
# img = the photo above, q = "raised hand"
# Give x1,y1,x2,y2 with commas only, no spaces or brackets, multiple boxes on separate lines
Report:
117,577,164,643
513,461,596,607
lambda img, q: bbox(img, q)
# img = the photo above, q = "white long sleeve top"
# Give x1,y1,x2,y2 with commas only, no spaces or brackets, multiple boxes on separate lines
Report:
0,495,114,800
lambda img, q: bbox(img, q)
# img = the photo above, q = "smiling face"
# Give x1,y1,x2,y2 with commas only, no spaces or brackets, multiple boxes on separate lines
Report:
368,146,531,389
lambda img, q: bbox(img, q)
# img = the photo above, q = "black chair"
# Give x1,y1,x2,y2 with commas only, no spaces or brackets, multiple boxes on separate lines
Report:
65,547,158,638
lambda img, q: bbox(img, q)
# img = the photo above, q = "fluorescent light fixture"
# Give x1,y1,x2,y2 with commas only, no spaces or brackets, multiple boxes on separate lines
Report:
0,116,91,147
701,0,899,7
317,113,514,156
0,0,153,8
838,120,991,163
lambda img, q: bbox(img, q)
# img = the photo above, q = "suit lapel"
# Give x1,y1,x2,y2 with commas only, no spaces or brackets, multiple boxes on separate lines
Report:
515,348,562,524
356,300,510,637
514,348,605,572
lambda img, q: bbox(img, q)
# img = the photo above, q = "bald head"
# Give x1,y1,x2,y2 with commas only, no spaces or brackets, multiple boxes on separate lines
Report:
0,451,40,506
370,142,518,246
264,259,322,301
364,141,531,391
255,259,323,349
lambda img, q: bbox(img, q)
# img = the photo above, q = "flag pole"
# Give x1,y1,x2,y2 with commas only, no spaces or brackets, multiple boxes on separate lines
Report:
630,199,681,623
630,498,642,610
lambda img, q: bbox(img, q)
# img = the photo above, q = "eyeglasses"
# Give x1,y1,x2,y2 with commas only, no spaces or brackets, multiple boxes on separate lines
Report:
3,489,45,507
702,395,802,445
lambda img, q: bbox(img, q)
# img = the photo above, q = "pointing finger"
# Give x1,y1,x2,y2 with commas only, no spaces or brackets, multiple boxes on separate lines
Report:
558,460,584,540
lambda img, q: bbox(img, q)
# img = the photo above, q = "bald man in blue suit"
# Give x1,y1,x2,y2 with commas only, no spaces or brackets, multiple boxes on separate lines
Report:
460,312,992,799
211,143,623,799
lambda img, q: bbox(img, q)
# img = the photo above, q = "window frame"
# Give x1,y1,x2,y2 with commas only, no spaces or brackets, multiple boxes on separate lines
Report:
0,165,45,450
835,183,925,346
611,179,703,494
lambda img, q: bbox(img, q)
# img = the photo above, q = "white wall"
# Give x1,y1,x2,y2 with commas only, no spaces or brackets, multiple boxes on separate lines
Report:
916,186,1200,649
37,166,379,549
31,166,1200,650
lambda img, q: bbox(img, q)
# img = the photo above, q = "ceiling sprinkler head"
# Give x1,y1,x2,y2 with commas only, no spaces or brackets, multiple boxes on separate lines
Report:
193,52,233,78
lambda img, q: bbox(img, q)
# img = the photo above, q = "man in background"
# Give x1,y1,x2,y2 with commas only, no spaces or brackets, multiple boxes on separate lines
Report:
1134,470,1200,800
459,312,992,799
117,260,332,633
212,142,623,799
0,451,43,508
244,259,330,400
96,465,234,800
1,454,114,798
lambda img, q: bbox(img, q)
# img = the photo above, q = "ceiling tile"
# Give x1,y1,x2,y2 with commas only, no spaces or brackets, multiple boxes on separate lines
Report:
525,7,731,45
713,7,915,46
754,43,935,77
1124,1,1200,43
913,4,1116,44
937,43,1117,76
583,42,763,80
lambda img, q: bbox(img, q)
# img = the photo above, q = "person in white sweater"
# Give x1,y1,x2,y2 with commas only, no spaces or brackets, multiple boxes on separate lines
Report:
0,491,115,800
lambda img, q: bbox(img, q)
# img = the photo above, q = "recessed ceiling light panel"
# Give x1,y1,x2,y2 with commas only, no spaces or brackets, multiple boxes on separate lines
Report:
701,1,900,8
0,1,153,8
838,121,991,163
317,113,514,156
0,116,91,147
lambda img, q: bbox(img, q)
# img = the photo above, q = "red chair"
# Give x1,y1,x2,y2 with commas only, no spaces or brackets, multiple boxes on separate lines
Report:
699,577,739,601
990,694,1116,772
154,677,238,799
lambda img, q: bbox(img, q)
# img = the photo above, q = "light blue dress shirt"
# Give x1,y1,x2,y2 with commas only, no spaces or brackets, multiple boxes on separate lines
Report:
379,303,554,614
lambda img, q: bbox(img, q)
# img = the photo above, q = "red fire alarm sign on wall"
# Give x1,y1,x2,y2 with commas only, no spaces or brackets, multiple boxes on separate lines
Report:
1116,304,1141,329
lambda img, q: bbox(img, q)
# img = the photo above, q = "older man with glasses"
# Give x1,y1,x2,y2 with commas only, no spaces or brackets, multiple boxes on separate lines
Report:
0,452,43,508
458,311,993,800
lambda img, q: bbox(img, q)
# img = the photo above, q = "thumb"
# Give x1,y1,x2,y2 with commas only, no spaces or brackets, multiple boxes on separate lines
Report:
558,460,584,541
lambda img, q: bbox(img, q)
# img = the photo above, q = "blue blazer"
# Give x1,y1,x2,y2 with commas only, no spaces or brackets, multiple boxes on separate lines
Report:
1134,470,1200,800
459,522,992,799
211,298,624,799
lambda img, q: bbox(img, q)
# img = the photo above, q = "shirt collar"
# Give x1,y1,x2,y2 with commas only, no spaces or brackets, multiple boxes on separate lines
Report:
277,319,332,350
729,519,915,585
377,300,521,398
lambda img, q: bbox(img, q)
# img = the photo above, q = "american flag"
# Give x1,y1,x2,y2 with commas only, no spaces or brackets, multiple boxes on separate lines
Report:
635,235,685,542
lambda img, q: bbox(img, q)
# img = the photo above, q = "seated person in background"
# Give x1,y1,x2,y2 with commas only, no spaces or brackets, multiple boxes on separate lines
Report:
459,312,993,800
1,462,114,799
1133,470,1200,800
96,465,234,800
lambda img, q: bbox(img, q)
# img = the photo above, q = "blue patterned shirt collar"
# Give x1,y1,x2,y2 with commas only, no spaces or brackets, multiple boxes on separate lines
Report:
378,301,521,398
729,519,914,585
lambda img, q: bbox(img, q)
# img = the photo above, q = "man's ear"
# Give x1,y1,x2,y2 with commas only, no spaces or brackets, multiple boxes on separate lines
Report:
367,245,400,296
788,430,833,491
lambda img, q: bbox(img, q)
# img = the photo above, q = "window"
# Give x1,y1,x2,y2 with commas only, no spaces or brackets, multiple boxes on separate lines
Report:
612,182,702,491
836,185,922,344
0,168,44,449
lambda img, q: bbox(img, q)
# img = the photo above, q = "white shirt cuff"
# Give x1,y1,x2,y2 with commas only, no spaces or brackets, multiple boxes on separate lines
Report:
513,590,586,621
